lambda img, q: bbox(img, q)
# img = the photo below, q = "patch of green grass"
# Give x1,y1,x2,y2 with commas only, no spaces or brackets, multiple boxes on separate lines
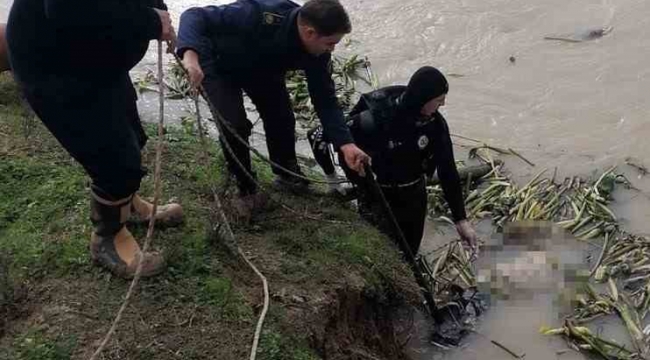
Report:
141,125,226,192
199,276,232,305
166,231,213,276
12,329,76,360
272,228,318,256
268,215,404,287
279,258,316,281
0,75,91,279
259,207,412,308
0,156,89,278
258,328,319,360
198,276,253,320
153,121,275,187
0,73,23,108
0,73,39,139
317,226,386,265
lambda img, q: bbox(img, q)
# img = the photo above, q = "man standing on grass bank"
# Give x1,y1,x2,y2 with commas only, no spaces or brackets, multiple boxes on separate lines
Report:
308,67,478,256
6,0,183,279
177,0,371,218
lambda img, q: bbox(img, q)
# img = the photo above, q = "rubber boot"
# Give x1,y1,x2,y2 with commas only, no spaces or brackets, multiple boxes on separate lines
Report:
130,194,183,226
89,193,165,279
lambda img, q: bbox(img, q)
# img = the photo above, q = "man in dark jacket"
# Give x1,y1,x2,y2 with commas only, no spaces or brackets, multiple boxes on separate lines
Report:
308,67,478,255
7,0,183,279
177,0,370,216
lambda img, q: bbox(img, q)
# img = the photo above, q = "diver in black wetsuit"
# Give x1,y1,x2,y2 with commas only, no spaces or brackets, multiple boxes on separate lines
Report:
308,66,477,255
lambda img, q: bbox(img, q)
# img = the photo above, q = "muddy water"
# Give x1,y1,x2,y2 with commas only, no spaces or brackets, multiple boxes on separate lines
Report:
340,0,650,234
412,221,631,360
2,0,649,358
338,1,649,358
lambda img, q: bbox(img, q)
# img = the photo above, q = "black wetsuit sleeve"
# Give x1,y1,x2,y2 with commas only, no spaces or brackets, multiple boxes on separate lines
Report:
428,113,467,222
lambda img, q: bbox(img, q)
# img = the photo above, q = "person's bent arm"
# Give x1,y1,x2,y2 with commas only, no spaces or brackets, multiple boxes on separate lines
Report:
429,113,478,250
306,55,370,175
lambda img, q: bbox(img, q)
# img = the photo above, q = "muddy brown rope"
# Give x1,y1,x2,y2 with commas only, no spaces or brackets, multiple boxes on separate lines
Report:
89,41,167,360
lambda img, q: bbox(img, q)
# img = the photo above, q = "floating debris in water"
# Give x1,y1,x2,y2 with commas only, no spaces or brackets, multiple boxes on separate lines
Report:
427,148,650,358
428,150,624,240
625,157,648,178
286,54,374,127
544,26,613,43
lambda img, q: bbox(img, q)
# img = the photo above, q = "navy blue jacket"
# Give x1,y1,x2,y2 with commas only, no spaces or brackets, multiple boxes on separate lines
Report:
7,0,165,82
177,0,353,147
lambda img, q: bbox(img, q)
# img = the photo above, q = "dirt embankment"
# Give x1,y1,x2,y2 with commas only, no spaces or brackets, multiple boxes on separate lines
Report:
0,73,423,360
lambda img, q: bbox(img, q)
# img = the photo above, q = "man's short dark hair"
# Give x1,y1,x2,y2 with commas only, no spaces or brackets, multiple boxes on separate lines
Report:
299,0,352,36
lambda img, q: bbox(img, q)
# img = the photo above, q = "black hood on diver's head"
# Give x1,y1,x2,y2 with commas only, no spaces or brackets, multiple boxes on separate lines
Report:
400,66,449,114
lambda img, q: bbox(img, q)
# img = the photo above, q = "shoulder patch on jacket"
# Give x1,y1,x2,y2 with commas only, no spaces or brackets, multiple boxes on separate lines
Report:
418,135,430,149
263,11,285,25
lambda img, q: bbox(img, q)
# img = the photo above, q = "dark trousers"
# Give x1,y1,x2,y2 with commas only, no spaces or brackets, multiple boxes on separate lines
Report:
202,72,300,194
358,177,428,255
16,74,147,200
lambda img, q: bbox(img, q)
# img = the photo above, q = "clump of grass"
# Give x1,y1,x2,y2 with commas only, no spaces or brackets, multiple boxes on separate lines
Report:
198,276,253,320
11,329,76,360
258,328,319,360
